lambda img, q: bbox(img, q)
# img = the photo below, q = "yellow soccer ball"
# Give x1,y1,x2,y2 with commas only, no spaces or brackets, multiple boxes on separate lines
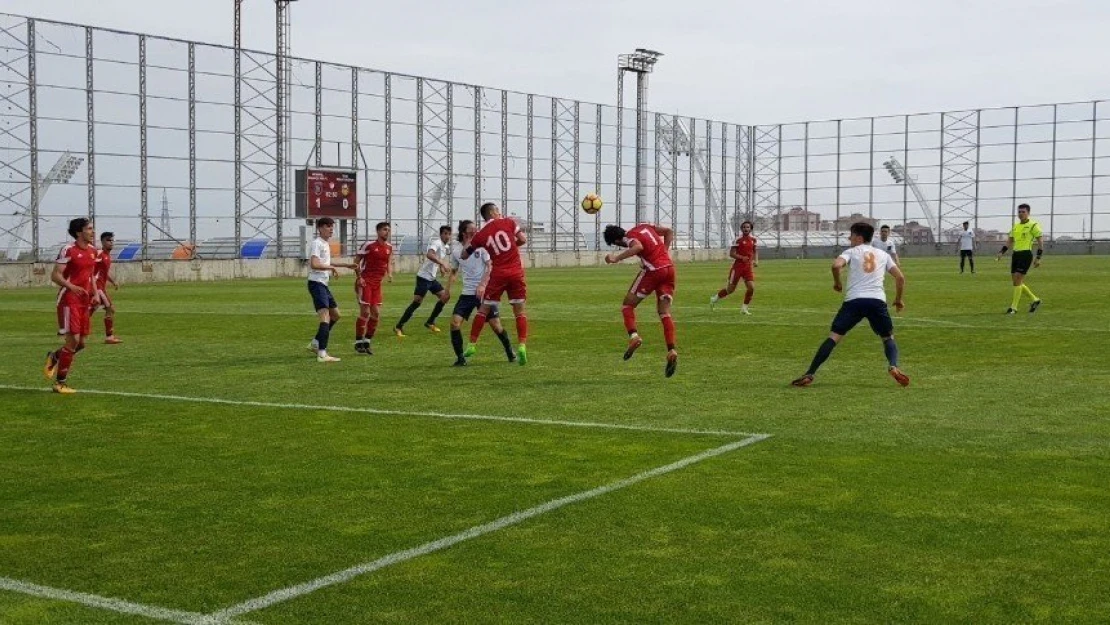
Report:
581,193,603,215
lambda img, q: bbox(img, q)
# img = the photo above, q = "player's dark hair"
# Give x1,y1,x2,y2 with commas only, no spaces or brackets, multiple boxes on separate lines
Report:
962,221,969,226
68,217,90,239
439,225,452,236
100,231,114,242
880,224,890,231
850,222,875,243
375,221,390,231
603,225,626,246
1018,203,1031,211
741,220,754,229
315,217,334,228
479,202,498,220
457,220,474,243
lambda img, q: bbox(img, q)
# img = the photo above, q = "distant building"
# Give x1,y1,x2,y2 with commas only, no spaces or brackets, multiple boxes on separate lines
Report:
776,206,822,231
834,213,878,232
893,221,935,244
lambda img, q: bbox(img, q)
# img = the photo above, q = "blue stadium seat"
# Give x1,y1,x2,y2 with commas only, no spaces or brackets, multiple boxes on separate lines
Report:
240,239,270,259
115,242,143,261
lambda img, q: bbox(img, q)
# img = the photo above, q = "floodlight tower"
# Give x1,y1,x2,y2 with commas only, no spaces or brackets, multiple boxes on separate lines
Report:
618,48,662,223
883,156,939,237
5,152,83,261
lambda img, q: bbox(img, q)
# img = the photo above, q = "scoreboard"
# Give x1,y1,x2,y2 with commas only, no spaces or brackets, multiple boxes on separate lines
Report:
295,169,357,219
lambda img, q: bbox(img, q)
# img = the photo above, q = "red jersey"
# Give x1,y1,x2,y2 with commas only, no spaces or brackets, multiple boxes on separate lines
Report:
733,235,757,265
357,239,392,282
94,249,112,290
626,223,672,271
56,243,97,305
470,217,524,278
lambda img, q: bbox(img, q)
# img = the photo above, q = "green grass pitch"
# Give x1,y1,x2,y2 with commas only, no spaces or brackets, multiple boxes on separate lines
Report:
1,254,1109,624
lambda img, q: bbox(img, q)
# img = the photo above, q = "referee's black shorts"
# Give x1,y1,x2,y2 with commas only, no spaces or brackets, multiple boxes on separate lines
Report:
1010,250,1033,275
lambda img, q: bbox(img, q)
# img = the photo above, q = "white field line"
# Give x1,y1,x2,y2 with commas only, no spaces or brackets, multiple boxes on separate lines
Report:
0,576,259,625
0,385,761,438
207,433,771,622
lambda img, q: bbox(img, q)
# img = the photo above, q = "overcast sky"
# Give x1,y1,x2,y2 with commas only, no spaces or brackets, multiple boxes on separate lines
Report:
4,0,1107,124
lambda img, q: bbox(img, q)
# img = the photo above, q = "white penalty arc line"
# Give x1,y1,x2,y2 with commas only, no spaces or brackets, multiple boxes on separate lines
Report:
0,577,259,625
208,433,771,622
0,385,760,438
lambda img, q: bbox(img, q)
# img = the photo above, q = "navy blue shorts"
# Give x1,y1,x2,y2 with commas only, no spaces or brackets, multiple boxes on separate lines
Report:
830,298,894,337
452,294,499,321
414,277,445,297
308,281,337,312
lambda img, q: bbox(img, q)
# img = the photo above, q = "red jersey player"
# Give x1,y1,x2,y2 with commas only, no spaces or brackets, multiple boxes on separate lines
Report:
91,231,122,344
461,202,529,364
603,223,679,377
354,221,394,354
44,217,98,393
711,220,758,314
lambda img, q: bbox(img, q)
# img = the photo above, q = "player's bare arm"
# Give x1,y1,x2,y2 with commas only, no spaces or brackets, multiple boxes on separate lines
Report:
51,263,86,296
605,239,644,264
728,245,741,261
1033,235,1044,268
656,225,674,250
831,257,847,292
890,264,906,311
753,246,759,267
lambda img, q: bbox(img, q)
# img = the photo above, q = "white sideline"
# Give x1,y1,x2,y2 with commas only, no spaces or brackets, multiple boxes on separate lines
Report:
0,576,258,625
0,384,759,438
207,433,770,621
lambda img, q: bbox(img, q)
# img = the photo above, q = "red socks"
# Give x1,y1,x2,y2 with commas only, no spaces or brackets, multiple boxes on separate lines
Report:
717,289,728,299
470,312,488,343
366,317,379,339
56,346,76,381
622,305,637,334
661,314,676,350
515,315,528,343
105,317,114,337
744,288,753,305
355,316,368,339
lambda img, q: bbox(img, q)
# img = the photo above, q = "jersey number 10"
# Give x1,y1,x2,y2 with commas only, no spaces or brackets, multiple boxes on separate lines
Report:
486,230,513,255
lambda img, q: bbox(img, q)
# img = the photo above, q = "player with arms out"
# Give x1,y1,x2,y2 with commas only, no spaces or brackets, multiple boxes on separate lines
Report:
306,217,356,362
449,219,516,366
90,231,122,344
603,222,679,378
353,221,393,354
792,222,909,388
43,218,99,393
461,202,529,365
710,219,758,314
395,225,453,337
996,203,1043,315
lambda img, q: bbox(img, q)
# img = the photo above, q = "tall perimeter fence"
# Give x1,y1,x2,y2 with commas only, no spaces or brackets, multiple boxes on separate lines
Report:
2,13,1109,262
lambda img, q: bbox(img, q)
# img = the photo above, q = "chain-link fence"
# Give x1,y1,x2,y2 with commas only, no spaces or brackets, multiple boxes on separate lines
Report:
1,13,1107,262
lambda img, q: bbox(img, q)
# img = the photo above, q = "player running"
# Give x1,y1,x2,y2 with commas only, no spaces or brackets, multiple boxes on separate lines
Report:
43,218,99,393
90,231,122,344
461,202,529,365
710,219,758,314
996,203,1044,315
449,219,516,366
792,222,909,388
395,225,453,337
353,221,393,354
603,222,679,378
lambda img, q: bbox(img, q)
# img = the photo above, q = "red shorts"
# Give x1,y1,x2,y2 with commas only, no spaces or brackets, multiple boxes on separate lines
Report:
356,281,383,307
57,300,91,337
483,273,527,305
729,263,754,285
630,266,676,300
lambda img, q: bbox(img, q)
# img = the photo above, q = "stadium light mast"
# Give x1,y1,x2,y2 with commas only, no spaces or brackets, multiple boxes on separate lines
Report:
618,48,662,224
882,156,940,239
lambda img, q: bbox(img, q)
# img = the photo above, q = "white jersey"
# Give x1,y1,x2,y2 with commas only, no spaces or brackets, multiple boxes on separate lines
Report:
451,246,490,296
307,237,332,285
876,237,897,257
958,229,975,251
839,244,896,302
417,239,450,281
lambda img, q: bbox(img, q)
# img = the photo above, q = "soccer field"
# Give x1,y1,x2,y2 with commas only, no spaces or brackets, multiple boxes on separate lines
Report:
2,255,1109,624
